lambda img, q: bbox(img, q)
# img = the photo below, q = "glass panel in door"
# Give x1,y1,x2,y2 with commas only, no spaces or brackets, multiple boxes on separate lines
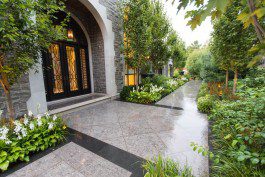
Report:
49,44,64,94
80,48,89,90
66,46,78,91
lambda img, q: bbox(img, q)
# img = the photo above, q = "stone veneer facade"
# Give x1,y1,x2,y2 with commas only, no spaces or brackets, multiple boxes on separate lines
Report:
0,75,31,118
0,0,124,118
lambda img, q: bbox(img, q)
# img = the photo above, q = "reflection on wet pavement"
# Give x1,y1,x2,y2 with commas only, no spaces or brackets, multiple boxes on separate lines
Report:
62,80,209,176
6,80,208,177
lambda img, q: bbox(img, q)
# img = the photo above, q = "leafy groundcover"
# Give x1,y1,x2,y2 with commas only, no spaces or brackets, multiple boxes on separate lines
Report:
196,69,265,176
120,74,189,104
0,112,67,172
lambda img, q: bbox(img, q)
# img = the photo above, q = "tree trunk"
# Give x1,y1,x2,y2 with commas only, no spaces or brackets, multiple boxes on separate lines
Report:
233,69,238,95
247,0,265,42
0,54,15,122
225,69,229,90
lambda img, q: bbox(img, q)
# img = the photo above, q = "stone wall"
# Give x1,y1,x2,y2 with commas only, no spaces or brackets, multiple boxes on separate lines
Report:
0,75,31,118
99,0,124,92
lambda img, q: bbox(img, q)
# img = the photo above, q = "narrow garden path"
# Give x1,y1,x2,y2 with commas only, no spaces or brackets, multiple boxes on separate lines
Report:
5,81,208,177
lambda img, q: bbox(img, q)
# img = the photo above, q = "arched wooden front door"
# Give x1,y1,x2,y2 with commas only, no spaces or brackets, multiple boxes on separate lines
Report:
42,14,91,101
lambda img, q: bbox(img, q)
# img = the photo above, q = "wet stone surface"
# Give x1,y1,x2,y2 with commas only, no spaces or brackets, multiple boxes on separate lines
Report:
6,80,209,177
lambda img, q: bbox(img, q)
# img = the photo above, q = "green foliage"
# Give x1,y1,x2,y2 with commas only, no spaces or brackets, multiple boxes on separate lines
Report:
0,113,66,171
149,1,171,70
174,0,265,36
186,47,210,78
0,0,67,86
196,82,208,100
197,94,216,113
210,1,257,73
126,90,161,104
120,0,152,68
168,32,187,69
143,155,194,177
123,75,188,104
199,50,225,83
120,86,135,101
195,70,265,176
186,40,201,54
120,0,186,70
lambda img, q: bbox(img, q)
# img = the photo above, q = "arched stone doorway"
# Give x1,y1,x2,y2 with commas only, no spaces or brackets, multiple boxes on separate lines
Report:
27,0,122,114
42,13,92,101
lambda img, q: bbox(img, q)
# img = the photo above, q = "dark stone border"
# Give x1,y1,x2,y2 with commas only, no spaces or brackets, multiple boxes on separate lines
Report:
0,128,146,177
115,99,184,110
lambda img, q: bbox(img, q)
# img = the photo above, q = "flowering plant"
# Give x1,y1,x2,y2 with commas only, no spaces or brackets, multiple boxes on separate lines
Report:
0,111,67,171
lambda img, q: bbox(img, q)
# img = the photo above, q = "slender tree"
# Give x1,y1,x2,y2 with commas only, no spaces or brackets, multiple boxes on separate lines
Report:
210,1,257,94
0,0,67,120
167,31,187,68
149,1,171,70
121,0,152,84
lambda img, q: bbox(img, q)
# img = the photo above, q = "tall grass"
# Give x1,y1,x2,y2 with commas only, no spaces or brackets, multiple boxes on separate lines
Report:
142,155,194,177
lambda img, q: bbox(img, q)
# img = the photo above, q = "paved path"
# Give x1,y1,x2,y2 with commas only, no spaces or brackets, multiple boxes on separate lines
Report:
6,80,208,177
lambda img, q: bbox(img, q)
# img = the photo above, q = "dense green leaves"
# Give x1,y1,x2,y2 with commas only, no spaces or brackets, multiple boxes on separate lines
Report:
0,114,67,172
120,0,186,72
0,0,67,85
196,69,265,176
211,1,257,73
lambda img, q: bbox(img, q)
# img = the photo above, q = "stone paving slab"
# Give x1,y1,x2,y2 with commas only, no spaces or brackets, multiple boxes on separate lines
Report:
6,80,208,177
7,143,132,177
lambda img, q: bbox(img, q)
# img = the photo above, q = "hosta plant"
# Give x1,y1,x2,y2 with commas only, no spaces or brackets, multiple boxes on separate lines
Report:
0,111,67,172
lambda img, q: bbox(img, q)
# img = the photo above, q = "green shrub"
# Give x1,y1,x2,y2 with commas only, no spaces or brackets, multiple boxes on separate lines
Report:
196,83,208,100
0,112,66,171
208,74,265,176
173,70,180,79
126,91,161,104
120,86,135,100
143,155,194,177
197,94,216,113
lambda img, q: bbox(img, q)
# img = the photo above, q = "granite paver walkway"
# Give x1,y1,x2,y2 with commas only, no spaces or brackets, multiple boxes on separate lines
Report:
6,80,208,177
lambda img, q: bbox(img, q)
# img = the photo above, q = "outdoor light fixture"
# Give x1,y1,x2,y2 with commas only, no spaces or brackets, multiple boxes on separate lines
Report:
67,29,74,40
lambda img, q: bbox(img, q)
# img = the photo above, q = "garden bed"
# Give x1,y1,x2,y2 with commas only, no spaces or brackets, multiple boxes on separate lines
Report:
120,74,190,104
195,68,265,176
0,112,67,172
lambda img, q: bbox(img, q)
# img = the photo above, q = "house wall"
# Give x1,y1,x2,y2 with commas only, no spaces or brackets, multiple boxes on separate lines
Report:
0,0,124,117
99,0,124,92
0,75,31,118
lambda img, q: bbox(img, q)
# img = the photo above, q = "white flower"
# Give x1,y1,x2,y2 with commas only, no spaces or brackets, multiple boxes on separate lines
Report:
45,112,50,119
14,121,22,134
52,115,57,121
48,122,54,130
0,126,9,140
28,110,33,117
5,140,12,145
0,134,7,140
21,128,27,137
17,135,22,140
0,110,3,118
24,118,29,125
37,114,42,120
37,119,42,126
29,122,35,130
1,126,9,135
150,84,164,93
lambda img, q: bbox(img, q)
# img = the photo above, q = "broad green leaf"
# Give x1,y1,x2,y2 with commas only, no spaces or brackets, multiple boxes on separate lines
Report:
0,160,9,171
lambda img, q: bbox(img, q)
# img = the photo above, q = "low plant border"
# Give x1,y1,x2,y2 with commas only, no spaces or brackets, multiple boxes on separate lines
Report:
120,80,189,106
1,128,146,177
